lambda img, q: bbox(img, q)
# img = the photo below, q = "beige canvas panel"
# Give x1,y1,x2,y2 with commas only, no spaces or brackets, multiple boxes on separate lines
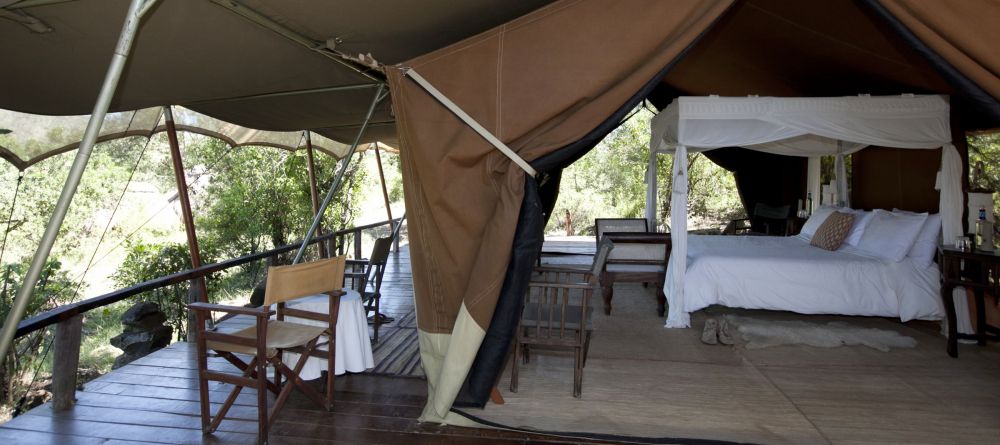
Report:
389,0,732,422
390,0,733,334
264,256,346,306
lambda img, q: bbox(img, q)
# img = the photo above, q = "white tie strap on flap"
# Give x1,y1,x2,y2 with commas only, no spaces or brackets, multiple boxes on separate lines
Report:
404,68,537,177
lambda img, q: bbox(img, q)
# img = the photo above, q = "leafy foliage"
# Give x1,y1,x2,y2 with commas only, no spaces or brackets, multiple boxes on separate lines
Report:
0,259,75,419
110,241,218,341
969,132,1000,222
547,108,742,235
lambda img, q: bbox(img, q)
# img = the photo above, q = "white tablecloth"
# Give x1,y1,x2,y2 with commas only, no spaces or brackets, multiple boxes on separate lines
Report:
277,289,374,380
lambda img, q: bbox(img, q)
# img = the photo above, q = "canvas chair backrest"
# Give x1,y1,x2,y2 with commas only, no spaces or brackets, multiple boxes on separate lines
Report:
264,256,346,306
369,237,393,267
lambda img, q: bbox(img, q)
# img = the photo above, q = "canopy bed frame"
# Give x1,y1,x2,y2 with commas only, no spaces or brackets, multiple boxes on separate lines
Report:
646,95,967,330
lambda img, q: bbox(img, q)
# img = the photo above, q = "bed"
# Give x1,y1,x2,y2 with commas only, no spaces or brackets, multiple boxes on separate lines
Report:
663,234,944,326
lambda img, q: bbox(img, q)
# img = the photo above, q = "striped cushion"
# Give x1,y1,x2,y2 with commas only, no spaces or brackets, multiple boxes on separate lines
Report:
810,211,855,251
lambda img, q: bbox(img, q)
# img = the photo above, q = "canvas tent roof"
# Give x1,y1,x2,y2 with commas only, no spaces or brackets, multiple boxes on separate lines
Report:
0,106,399,170
0,0,552,144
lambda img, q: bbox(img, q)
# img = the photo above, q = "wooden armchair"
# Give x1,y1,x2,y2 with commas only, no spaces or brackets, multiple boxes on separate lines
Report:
189,256,346,444
345,237,393,343
510,237,613,398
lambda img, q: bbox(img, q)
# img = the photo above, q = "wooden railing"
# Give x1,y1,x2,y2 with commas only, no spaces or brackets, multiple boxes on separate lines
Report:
10,218,402,409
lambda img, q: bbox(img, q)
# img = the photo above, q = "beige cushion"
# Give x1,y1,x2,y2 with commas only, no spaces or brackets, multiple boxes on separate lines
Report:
605,264,665,273
810,211,855,251
207,320,327,357
608,243,666,261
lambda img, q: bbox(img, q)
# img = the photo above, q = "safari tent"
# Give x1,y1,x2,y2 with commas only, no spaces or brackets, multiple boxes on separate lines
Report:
1,0,999,434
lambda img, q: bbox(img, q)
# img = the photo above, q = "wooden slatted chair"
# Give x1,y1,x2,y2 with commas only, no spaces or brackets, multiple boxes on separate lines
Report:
189,256,346,445
345,237,393,343
510,237,613,398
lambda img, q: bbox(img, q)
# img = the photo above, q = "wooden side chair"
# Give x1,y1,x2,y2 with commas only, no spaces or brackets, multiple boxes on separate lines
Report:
510,237,613,398
345,236,393,343
189,256,346,444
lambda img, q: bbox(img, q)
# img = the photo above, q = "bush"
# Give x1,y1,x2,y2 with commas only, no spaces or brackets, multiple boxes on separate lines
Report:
111,241,216,341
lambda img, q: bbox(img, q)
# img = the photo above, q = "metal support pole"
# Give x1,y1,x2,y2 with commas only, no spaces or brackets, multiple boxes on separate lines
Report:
304,131,328,258
292,84,386,264
164,106,210,338
0,0,153,364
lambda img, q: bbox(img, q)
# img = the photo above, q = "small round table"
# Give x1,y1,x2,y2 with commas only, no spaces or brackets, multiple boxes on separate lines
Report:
277,289,374,379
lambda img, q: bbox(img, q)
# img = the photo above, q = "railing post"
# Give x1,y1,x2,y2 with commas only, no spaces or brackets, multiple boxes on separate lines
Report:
52,314,83,410
354,230,363,259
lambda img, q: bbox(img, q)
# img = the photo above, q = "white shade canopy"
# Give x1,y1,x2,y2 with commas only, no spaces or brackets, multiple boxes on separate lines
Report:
650,95,952,154
649,95,961,329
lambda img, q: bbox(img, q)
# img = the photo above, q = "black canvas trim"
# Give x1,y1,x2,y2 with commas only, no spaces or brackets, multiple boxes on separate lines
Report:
861,0,1000,129
450,408,759,445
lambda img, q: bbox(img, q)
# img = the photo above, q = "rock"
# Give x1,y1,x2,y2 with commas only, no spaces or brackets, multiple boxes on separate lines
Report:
121,301,161,324
110,302,173,369
122,311,167,333
249,281,266,307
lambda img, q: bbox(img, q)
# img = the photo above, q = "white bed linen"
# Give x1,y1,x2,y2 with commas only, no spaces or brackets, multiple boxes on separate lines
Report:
664,235,943,328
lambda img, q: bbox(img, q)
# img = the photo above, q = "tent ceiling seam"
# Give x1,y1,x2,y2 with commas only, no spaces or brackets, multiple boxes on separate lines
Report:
208,0,386,84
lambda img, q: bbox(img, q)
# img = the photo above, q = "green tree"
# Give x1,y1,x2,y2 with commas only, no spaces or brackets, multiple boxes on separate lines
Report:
548,107,742,235
110,241,217,341
969,131,1000,221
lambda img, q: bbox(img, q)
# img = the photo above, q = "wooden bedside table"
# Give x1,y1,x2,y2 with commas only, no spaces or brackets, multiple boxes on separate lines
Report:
937,245,1000,357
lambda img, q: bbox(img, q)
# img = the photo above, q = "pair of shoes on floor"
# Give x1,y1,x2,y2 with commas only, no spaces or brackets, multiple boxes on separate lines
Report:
700,318,735,345
367,313,395,324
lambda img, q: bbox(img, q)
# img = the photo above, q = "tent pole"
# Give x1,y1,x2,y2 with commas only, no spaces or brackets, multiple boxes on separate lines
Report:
646,147,658,231
304,131,328,258
164,106,210,338
374,143,393,221
292,84,386,264
374,143,398,252
0,0,154,365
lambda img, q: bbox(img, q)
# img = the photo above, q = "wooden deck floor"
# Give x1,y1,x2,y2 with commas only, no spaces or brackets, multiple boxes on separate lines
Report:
0,246,618,444
3,243,998,444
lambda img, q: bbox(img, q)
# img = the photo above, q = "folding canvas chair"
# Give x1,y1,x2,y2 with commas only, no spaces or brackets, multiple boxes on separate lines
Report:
189,256,346,444
345,237,393,343
510,237,613,398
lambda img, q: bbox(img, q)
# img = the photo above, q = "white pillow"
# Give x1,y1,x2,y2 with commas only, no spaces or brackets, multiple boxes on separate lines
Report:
841,209,873,247
857,209,928,262
799,206,838,240
894,209,942,267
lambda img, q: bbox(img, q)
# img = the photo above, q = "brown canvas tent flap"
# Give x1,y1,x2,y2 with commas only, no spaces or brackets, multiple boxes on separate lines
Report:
387,0,732,422
879,0,1000,101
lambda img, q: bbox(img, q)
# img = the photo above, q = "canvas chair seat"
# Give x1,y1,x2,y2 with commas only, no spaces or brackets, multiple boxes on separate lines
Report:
206,320,328,357
605,263,664,273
